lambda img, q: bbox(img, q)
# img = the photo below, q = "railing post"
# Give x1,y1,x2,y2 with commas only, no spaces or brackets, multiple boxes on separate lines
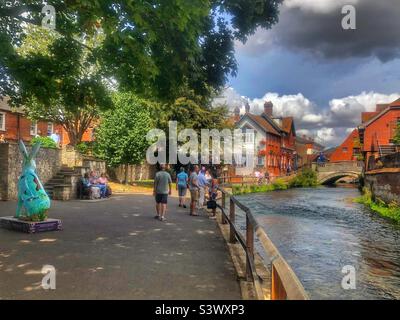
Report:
221,192,227,224
229,198,236,243
246,215,254,281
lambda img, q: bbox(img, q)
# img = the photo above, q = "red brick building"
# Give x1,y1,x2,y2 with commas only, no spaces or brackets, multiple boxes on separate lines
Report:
359,98,400,170
235,101,296,178
295,135,325,167
329,129,361,162
0,97,94,145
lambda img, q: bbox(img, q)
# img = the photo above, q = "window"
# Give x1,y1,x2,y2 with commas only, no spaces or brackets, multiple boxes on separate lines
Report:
30,121,38,136
0,112,5,131
342,147,348,153
47,122,53,135
245,132,254,143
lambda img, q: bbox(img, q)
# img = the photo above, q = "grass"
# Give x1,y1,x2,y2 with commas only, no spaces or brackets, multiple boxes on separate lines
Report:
354,188,400,223
232,169,318,195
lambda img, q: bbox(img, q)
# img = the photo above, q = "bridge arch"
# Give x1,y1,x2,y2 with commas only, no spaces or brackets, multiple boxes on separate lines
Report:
318,171,360,185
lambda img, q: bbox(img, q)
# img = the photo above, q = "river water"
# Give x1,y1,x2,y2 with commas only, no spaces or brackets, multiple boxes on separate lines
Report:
235,187,400,300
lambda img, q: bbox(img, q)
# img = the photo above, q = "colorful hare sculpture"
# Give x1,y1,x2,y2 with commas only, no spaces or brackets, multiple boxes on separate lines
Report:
16,140,51,221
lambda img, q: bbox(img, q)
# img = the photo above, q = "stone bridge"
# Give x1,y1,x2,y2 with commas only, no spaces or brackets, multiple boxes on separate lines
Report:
312,161,362,185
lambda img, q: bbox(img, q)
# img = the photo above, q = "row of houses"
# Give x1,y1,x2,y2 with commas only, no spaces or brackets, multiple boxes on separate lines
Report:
324,98,400,171
231,101,324,178
230,98,400,178
0,97,93,145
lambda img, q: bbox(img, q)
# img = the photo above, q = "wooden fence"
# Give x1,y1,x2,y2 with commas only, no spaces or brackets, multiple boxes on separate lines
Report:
218,187,309,300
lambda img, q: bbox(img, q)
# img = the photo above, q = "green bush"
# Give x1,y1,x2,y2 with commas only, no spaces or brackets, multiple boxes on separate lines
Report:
76,141,93,155
355,188,400,223
272,178,288,190
232,180,287,195
30,136,57,149
288,168,318,188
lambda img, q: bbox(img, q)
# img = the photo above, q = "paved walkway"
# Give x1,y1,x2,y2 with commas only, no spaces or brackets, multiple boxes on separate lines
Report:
0,194,241,299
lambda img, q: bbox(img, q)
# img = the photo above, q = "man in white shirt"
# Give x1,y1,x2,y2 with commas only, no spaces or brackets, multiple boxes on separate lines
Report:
50,129,61,147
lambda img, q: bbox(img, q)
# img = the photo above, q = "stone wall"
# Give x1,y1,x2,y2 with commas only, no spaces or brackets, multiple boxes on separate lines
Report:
83,157,107,175
364,170,400,204
61,145,84,167
378,152,400,169
0,142,62,200
108,163,156,183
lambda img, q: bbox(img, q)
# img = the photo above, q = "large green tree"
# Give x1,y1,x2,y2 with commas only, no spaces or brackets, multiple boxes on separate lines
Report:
94,92,154,182
1,0,283,104
15,25,111,145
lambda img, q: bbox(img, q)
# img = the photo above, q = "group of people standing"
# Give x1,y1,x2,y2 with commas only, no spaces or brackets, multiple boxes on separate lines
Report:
153,164,219,222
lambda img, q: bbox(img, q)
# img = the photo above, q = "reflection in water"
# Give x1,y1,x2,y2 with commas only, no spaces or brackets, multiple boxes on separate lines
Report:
236,187,400,300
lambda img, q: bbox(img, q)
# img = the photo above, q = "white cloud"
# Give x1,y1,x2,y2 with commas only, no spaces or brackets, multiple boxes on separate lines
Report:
326,91,400,127
213,88,400,147
284,0,359,14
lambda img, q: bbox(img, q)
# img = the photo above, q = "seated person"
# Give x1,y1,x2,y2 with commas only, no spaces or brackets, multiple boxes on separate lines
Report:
89,171,106,198
97,172,112,197
79,173,92,198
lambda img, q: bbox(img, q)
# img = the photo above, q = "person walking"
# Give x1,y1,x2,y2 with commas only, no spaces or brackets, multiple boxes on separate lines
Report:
153,164,172,222
188,165,200,216
176,167,188,208
197,167,208,210
208,174,219,219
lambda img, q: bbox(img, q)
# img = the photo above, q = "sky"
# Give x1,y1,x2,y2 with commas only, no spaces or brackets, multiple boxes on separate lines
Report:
213,0,400,147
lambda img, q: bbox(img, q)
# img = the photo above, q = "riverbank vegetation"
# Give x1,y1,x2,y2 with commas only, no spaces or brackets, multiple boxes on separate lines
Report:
232,169,318,195
355,188,400,223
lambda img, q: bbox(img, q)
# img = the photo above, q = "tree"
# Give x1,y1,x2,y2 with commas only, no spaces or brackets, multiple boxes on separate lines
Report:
7,25,112,145
1,1,283,104
94,92,154,182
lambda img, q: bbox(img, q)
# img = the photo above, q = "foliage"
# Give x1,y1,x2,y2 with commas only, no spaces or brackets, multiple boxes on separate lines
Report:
355,188,400,223
393,123,400,145
5,25,111,145
154,93,231,134
30,136,57,149
288,168,318,188
1,0,283,104
76,142,93,155
232,179,289,195
93,92,154,167
232,169,319,195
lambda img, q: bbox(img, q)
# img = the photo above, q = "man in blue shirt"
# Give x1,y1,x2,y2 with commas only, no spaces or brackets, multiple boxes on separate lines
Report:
176,167,188,208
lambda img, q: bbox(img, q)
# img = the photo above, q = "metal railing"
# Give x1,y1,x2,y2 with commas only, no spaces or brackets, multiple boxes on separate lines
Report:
218,187,309,300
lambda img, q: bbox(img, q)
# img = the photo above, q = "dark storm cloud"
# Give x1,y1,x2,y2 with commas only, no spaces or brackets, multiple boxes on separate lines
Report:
239,0,400,62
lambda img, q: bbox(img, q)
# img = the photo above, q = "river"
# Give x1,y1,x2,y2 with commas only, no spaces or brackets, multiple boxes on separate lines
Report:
235,186,400,300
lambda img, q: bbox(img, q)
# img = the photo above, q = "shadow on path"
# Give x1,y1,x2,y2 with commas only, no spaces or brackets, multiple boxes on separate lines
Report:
0,194,241,299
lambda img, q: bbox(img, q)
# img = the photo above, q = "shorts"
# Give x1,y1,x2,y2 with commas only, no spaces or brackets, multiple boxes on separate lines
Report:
190,189,199,202
178,185,187,197
155,194,168,204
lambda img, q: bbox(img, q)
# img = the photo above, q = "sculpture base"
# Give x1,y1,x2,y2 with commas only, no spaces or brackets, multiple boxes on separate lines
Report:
0,216,62,234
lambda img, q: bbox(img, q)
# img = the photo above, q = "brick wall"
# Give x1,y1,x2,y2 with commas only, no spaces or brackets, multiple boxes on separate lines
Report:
330,129,359,162
0,142,62,200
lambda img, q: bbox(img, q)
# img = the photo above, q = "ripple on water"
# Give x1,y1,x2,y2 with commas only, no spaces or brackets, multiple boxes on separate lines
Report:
236,187,400,300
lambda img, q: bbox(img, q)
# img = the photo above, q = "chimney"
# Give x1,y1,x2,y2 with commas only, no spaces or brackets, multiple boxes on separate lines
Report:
245,102,250,114
264,101,273,117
